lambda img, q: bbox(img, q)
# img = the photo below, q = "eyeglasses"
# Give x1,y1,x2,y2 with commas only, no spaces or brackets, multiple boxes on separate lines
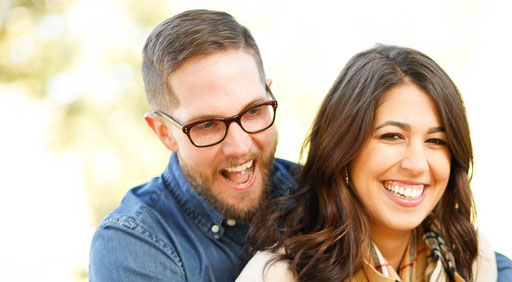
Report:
154,85,278,148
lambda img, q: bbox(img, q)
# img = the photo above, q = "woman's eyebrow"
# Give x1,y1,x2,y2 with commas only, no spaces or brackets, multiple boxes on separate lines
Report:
375,121,411,131
428,126,445,134
375,121,446,135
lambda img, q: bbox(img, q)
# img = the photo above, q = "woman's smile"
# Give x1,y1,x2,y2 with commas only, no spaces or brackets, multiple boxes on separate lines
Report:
381,180,429,208
382,180,426,200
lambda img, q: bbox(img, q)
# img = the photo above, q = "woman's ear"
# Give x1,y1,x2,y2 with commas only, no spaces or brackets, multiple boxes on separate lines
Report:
144,113,178,152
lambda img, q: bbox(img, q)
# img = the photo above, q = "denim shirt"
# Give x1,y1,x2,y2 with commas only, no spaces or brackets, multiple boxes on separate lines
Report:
89,153,298,282
497,252,512,282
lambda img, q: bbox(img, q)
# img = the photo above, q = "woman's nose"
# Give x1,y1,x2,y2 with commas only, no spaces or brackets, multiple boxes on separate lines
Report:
400,142,429,175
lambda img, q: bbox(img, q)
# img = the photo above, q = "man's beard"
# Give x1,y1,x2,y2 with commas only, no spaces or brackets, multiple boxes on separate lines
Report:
180,143,276,222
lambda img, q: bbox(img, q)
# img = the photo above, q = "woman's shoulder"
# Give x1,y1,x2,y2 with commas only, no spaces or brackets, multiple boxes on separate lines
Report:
474,232,498,282
236,249,295,282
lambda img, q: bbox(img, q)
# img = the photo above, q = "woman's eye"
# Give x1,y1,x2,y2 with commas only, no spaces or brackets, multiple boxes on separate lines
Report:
427,138,447,146
379,133,403,140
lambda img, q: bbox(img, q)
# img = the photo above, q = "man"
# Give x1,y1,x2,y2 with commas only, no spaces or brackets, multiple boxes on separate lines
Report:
90,9,512,282
89,9,297,281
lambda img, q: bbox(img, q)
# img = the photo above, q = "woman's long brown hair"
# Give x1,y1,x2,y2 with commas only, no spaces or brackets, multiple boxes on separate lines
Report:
247,45,477,281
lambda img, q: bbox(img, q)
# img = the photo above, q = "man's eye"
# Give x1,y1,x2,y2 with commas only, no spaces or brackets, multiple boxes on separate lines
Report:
247,107,261,116
196,121,218,131
427,138,447,146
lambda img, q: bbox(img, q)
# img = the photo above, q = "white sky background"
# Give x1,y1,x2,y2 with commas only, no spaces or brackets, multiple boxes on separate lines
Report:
1,0,511,280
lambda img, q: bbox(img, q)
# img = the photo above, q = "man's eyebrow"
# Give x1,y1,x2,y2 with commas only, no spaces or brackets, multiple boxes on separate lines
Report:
187,97,267,122
241,97,270,110
375,121,411,131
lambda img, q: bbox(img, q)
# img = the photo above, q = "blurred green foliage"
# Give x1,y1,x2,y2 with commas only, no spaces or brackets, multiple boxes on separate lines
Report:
0,0,178,227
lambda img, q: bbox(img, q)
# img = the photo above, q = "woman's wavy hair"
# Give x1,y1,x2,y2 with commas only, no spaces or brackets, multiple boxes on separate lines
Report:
248,44,477,281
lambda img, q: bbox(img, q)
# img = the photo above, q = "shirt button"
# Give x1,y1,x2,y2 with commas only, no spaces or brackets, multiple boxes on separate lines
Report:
211,225,220,233
226,219,236,226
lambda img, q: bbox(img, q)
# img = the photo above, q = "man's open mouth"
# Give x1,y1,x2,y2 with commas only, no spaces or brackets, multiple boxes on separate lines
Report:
220,160,255,186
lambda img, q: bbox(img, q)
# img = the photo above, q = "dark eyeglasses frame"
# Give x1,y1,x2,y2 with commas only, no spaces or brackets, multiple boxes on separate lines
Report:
154,84,277,148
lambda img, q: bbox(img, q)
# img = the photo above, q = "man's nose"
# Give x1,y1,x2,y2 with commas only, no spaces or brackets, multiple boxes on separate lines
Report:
400,141,429,175
221,122,252,156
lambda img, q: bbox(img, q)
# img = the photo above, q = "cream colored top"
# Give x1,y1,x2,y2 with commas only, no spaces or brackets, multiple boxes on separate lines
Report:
236,233,497,282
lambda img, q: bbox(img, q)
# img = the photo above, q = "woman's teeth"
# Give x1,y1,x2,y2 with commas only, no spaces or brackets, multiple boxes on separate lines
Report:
383,181,424,200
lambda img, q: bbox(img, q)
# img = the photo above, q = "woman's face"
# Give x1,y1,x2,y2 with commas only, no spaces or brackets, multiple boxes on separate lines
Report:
350,82,451,237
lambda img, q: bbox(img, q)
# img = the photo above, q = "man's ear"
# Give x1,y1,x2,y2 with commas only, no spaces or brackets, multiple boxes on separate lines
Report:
144,113,178,152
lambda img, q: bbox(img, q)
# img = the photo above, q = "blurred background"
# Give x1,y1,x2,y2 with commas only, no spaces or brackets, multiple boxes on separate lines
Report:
1,0,511,280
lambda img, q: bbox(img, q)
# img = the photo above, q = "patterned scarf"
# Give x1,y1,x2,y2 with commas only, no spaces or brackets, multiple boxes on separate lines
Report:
361,223,464,282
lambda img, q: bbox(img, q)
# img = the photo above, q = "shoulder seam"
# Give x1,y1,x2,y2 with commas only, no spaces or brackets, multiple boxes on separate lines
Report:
99,213,185,270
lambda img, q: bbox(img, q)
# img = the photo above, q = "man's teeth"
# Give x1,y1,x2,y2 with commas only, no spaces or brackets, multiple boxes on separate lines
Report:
383,182,424,199
225,160,253,173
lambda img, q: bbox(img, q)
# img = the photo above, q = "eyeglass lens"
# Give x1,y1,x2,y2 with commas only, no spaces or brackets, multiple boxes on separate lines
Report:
189,104,275,146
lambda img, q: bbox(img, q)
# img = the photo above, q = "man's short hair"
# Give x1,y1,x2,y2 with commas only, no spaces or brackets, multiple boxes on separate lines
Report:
142,9,266,112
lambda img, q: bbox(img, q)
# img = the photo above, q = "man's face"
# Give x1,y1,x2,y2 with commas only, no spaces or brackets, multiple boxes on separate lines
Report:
167,49,278,221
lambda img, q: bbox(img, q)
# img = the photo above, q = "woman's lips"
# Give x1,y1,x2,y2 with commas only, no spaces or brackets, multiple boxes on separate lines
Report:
382,180,428,207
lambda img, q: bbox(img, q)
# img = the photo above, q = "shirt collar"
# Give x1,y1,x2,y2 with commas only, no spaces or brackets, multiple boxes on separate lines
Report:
160,153,297,239
161,153,225,237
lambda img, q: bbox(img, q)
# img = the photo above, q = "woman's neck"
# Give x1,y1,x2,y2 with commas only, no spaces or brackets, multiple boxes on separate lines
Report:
370,225,412,271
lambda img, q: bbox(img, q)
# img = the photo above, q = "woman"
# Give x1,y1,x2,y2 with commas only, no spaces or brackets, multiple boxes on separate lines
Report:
237,45,497,281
